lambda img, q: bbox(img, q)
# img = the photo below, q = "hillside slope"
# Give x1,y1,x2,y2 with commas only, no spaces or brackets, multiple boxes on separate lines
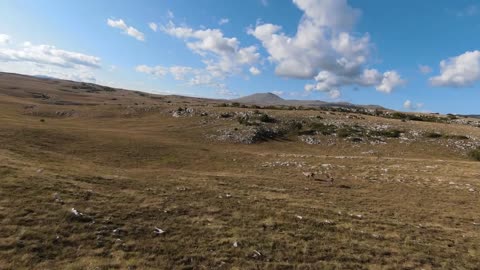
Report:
1,72,480,269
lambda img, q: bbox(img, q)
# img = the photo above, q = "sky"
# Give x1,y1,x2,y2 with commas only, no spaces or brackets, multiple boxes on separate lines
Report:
1,0,480,114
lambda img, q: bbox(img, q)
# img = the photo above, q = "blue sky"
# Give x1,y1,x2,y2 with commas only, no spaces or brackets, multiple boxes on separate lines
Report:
1,0,480,114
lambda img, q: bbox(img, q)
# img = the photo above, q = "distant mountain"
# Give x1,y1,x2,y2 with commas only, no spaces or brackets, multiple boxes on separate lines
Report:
33,74,58,80
233,92,385,110
233,93,286,104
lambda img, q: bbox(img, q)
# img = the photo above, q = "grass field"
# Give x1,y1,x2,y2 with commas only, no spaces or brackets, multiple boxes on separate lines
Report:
1,73,480,269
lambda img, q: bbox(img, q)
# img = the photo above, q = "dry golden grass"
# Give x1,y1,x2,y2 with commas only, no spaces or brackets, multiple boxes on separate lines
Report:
1,72,480,269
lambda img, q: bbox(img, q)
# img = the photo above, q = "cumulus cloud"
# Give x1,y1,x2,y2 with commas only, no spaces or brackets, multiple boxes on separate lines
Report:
419,64,432,74
218,18,229,25
249,0,403,96
403,99,424,111
107,18,145,41
304,69,404,96
135,64,202,81
161,21,259,85
0,42,101,68
149,22,158,32
136,63,239,95
376,71,405,93
430,51,480,87
271,90,284,96
135,65,168,77
135,64,210,86
0,61,97,83
0,34,10,45
249,66,261,75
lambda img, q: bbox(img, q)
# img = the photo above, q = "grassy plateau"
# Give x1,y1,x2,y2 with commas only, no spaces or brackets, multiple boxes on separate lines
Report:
1,72,480,269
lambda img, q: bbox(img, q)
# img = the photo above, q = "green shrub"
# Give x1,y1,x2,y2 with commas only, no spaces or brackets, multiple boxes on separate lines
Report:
370,129,403,138
258,113,276,123
220,112,234,118
336,125,366,138
424,133,469,140
308,123,337,135
444,134,469,140
468,149,480,161
447,114,458,120
425,132,443,138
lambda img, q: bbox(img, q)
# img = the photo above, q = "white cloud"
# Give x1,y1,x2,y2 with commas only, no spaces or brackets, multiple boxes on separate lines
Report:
219,18,229,25
107,18,145,41
169,66,195,80
0,58,97,83
135,65,168,77
430,50,480,87
0,34,101,83
249,0,402,95
403,99,424,111
419,64,432,74
0,42,101,68
304,69,404,96
328,89,341,99
217,88,238,97
0,34,10,45
271,90,284,96
149,22,158,32
136,65,203,81
403,100,412,109
162,21,259,79
376,71,405,93
167,10,175,19
456,5,479,17
249,66,261,75
136,63,239,95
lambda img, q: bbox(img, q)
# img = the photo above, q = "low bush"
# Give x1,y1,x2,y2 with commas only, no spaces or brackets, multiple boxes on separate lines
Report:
425,132,443,138
336,125,366,138
220,112,234,118
444,134,469,140
308,123,337,135
425,132,469,140
468,149,480,161
370,129,403,138
237,112,276,126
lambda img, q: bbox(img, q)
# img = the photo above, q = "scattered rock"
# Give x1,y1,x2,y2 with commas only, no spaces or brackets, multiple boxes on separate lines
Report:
69,208,93,222
154,227,166,235
252,250,263,258
302,172,315,178
299,135,320,145
53,193,64,204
